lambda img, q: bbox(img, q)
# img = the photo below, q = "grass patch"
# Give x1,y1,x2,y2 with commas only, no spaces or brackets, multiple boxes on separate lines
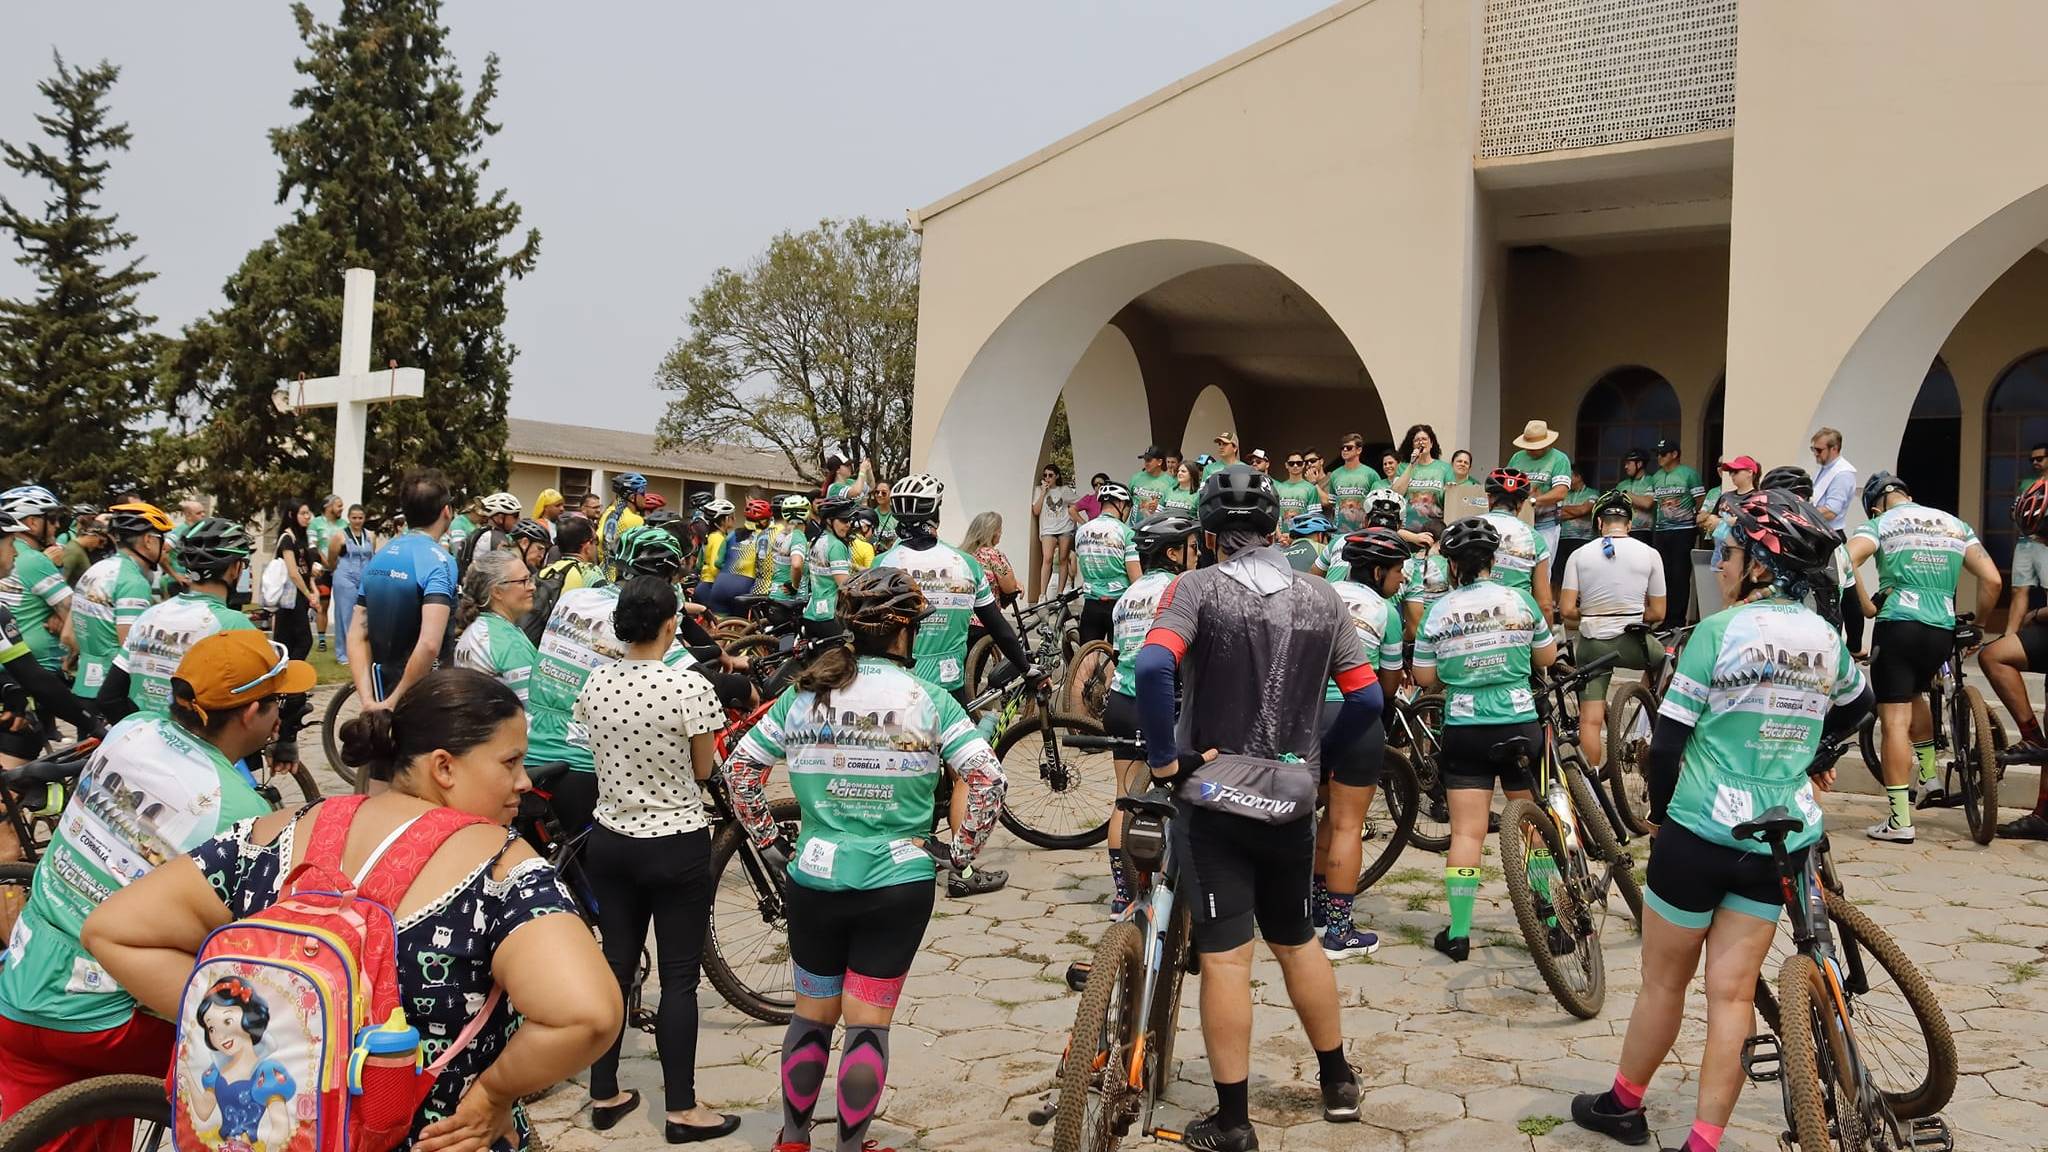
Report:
1483,931,1529,954
1037,972,1068,984
1517,1115,1566,1137
303,644,352,686
1382,868,1437,888
930,910,951,919
1969,929,2025,948
1403,892,1435,912
991,999,1021,1010
1395,923,1429,949
1062,929,1091,947
2003,960,2041,984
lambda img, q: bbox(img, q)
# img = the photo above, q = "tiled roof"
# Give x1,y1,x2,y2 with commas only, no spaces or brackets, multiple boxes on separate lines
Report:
506,417,803,486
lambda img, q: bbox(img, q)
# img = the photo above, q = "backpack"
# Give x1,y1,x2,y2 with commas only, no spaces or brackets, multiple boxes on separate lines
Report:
169,796,502,1152
521,557,578,646
257,556,291,610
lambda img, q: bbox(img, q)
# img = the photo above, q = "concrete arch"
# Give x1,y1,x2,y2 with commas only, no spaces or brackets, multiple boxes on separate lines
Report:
1060,326,1152,486
1181,385,1239,459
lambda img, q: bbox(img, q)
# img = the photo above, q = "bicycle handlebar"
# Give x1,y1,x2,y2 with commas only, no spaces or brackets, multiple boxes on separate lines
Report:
1064,734,1145,758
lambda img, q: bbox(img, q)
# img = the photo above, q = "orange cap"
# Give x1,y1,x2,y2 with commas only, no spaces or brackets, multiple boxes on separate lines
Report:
174,631,317,720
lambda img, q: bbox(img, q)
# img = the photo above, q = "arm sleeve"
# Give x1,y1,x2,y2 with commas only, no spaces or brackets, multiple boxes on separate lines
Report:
727,693,791,848
1,644,98,728
1321,681,1384,761
1822,681,1874,746
1645,710,1691,826
973,600,1032,676
937,693,1007,866
1136,643,1181,769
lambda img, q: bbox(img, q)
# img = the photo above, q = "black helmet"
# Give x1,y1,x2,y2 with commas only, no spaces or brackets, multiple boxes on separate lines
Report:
1760,466,1814,498
1339,527,1412,570
1485,468,1533,505
1196,464,1280,534
1863,471,1909,515
1726,489,1840,582
1438,516,1502,563
841,567,933,634
688,491,716,510
816,496,859,523
643,508,685,534
175,518,254,577
1593,489,1634,522
1133,513,1199,560
508,518,552,547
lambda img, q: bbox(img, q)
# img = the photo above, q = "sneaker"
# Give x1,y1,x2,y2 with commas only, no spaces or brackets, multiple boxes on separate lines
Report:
1866,818,1917,843
1182,1112,1259,1151
1570,1091,1649,1146
1998,812,2048,840
1432,928,1470,963
947,865,1009,897
1319,1075,1360,1122
1321,926,1380,960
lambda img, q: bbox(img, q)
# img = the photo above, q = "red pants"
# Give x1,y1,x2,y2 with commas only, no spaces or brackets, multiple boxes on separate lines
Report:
0,1011,172,1152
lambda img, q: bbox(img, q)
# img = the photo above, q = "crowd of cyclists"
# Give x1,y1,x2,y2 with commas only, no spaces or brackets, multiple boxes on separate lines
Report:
0,406,2035,1152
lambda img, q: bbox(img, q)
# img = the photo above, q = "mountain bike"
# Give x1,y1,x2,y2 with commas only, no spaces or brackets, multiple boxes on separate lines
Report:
950,660,1112,849
965,589,1082,705
1387,690,1450,851
1596,623,1674,837
1856,614,1998,844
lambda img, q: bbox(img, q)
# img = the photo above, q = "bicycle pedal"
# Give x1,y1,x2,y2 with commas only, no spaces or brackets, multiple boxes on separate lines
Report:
1151,1128,1184,1144
1065,961,1091,992
1025,1093,1057,1127
1741,1033,1782,1083
1905,1116,1953,1151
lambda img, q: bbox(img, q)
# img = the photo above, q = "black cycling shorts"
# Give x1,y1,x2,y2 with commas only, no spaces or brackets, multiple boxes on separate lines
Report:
785,877,935,983
1644,819,1805,929
1318,700,1384,789
1868,619,1951,704
1103,689,1139,742
1438,720,1542,794
1172,803,1315,953
2018,621,2048,673
1079,597,1115,646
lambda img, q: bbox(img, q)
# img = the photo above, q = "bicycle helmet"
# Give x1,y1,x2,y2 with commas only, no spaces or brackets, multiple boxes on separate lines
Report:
1340,527,1412,570
850,508,878,530
105,501,174,537
611,472,648,496
174,518,254,577
839,566,933,634
1362,488,1405,521
1097,482,1131,507
745,498,773,522
0,486,61,520
480,491,521,516
1134,513,1200,558
703,498,735,519
1727,489,1840,582
642,492,667,511
1485,467,1533,504
643,508,685,533
69,502,101,519
1287,512,1332,536
615,525,687,579
688,491,716,510
1760,466,1814,498
1438,516,1502,563
2017,479,2048,541
1196,464,1280,534
1593,489,1634,522
891,473,944,521
0,512,26,536
508,518,552,547
1863,471,1909,515
816,496,859,523
777,494,811,520
1364,504,1403,532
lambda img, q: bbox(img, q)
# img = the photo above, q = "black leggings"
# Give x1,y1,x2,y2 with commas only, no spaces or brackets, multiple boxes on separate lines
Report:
586,824,714,1111
270,606,313,751
1653,530,1694,627
1079,597,1115,646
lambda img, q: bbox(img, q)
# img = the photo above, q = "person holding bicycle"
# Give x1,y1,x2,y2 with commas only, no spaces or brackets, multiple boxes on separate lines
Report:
1560,491,1667,775
0,631,303,1146
1847,472,2000,843
725,568,1008,1152
1102,512,1197,915
1981,478,2048,840
1133,464,1379,1150
1572,489,1871,1152
1410,516,1557,963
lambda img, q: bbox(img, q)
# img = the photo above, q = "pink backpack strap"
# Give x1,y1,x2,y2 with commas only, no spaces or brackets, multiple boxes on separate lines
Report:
354,806,491,910
427,986,504,1075
299,794,368,874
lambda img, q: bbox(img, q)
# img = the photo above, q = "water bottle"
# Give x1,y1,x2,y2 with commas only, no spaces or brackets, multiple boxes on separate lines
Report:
352,1008,424,1140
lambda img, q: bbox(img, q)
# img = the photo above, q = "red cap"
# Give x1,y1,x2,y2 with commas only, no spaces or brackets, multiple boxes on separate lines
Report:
1718,455,1762,474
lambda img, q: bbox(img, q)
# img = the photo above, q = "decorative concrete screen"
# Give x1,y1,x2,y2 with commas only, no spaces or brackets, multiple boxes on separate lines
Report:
1479,0,1736,158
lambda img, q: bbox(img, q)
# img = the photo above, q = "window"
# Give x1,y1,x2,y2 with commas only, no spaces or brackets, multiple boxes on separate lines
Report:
557,467,593,503
1983,351,2048,572
1701,377,1724,469
1574,366,1681,491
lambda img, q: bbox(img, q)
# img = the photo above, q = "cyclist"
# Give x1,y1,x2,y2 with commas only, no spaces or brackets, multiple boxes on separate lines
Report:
873,473,1042,898
1647,439,1707,626
0,513,101,762
849,508,879,570
58,507,108,588
1133,464,1378,1149
1281,512,1331,573
1326,432,1386,533
598,473,651,559
95,518,258,721
723,568,1006,1152
697,498,769,618
1555,465,1599,580
803,496,859,638
0,486,75,682
696,498,737,585
1130,445,1175,519
1619,449,1656,547
1560,491,1667,774
768,495,812,610
0,631,306,1140
350,468,460,709
1759,465,1871,626
525,514,606,645
1275,451,1322,525
1479,468,1556,621
1316,527,1413,961
1506,420,1573,554
1073,482,1140,645
69,502,174,700
1847,471,2000,842
1572,489,1871,1152
1410,516,1558,963
453,548,540,708
1101,512,1197,914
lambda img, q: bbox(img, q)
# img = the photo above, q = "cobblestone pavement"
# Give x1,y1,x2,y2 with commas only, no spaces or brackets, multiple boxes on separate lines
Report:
502,787,2048,1152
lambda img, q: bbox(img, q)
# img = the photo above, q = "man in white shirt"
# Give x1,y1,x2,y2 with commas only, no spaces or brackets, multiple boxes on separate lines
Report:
1560,492,1667,773
1810,427,1861,651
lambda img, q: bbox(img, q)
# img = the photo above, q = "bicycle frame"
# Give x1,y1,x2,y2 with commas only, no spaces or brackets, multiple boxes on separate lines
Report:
1119,798,1183,1138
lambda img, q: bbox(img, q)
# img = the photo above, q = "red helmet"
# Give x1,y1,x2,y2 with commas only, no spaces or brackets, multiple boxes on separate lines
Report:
745,498,773,521
641,492,666,510
2016,478,2048,540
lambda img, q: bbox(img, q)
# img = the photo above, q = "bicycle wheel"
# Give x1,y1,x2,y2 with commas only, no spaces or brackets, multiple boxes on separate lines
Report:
1775,954,1866,1152
1051,921,1143,1152
964,634,1000,701
1963,686,1999,845
1356,747,1420,891
710,617,754,645
1754,890,1955,1120
1499,798,1605,1019
255,760,323,810
995,712,1113,849
0,861,34,949
1564,762,1643,929
1402,696,1451,853
0,1073,169,1152
1603,680,1658,836
704,798,801,1024
724,633,779,664
1857,711,1883,790
1065,640,1117,721
319,682,361,786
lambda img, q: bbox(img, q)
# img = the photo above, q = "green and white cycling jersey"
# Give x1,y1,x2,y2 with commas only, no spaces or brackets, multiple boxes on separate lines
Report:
1275,479,1322,525
770,525,809,604
1650,464,1706,532
1852,502,1979,629
1109,571,1176,698
1396,460,1457,531
1128,470,1175,519
733,658,996,890
1160,486,1198,517
1414,580,1552,725
71,554,154,695
1506,448,1572,529
116,591,255,716
873,540,995,691
804,532,853,622
1401,552,1452,614
1327,464,1385,533
1326,579,1405,702
527,584,693,769
1,537,70,671
1073,515,1137,599
454,611,539,707
1659,597,1865,853
1620,475,1655,533
0,714,267,1032
1480,510,1548,591
1558,485,1598,541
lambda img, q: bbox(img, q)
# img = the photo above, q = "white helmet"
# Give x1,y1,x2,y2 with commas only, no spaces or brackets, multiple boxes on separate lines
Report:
480,492,521,516
891,473,944,520
1363,488,1405,517
0,485,62,520
1097,482,1131,505
704,499,735,518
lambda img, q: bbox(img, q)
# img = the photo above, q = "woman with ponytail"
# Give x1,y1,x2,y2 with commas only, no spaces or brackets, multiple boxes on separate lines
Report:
453,549,541,708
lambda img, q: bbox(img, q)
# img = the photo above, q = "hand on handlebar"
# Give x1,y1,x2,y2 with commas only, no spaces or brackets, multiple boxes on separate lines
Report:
1150,748,1216,785
1024,664,1051,691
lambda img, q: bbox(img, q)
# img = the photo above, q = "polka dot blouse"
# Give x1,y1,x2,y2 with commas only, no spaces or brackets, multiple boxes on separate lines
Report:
573,659,726,837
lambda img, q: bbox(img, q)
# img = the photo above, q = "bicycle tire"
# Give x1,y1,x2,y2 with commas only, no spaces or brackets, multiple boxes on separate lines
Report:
1603,680,1659,836
319,682,361,786
1564,761,1643,929
1755,891,1956,1119
260,761,323,810
1775,954,1866,1152
0,1073,169,1152
1403,695,1451,853
1145,900,1191,1104
723,634,779,664
1065,640,1116,721
703,797,802,1024
1964,686,1999,845
1857,712,1883,793
995,712,1112,849
1355,747,1420,892
964,634,999,703
1051,921,1143,1152
1499,798,1605,1019
710,618,755,645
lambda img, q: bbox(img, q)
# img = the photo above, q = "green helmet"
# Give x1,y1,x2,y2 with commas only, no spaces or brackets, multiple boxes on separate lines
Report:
615,524,687,579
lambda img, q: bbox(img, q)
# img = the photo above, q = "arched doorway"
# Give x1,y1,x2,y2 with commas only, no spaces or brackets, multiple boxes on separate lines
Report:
1183,384,1239,460
1574,366,1682,491
1896,358,1961,518
1983,349,2048,571
1701,377,1725,470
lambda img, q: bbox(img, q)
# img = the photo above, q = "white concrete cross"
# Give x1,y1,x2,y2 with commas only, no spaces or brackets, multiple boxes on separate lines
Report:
273,268,425,508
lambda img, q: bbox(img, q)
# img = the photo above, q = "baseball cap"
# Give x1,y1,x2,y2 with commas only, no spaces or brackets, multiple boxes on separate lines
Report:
1213,431,1238,447
1717,455,1762,474
1138,445,1166,461
1249,448,1269,462
174,631,316,719
1654,438,1680,455
1195,453,1216,467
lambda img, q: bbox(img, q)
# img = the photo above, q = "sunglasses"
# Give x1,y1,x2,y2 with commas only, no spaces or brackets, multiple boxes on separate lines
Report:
2032,456,2047,465
231,639,293,695
1341,443,1361,452
1286,459,1304,468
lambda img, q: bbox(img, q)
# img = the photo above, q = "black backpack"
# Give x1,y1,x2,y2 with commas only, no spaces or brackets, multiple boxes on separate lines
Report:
521,557,580,645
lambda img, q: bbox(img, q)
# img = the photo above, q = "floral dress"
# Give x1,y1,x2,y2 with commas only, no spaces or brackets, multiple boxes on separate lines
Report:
189,810,578,1151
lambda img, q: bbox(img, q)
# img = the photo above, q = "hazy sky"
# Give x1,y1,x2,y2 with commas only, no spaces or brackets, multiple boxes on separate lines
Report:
0,2,1329,432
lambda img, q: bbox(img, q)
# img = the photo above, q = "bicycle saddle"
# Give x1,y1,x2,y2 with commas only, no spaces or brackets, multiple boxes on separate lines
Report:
1732,805,1805,844
525,762,573,791
1488,737,1535,766
2,756,84,789
731,594,778,609
984,661,1021,690
1116,787,1176,819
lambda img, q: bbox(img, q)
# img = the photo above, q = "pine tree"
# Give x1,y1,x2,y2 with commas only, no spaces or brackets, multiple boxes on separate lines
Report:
169,0,538,517
0,53,162,503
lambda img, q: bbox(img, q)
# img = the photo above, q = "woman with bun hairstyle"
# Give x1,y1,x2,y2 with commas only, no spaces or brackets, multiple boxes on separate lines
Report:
87,668,620,1152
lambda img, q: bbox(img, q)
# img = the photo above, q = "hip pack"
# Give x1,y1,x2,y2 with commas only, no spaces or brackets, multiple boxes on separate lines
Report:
1182,754,1317,825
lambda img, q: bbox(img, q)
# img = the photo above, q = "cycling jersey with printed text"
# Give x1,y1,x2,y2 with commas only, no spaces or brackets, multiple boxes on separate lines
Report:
1853,502,1978,629
1414,580,1551,725
872,541,994,691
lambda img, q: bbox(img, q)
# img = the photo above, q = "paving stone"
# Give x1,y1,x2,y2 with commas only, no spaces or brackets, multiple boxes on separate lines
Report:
1943,1093,2048,1144
1354,1083,1463,1131
1405,1116,1536,1152
1986,1062,2048,1104
1405,1053,1516,1092
1275,1119,1405,1150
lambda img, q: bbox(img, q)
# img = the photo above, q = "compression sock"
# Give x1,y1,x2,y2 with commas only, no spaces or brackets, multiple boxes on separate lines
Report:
1610,1071,1646,1111
779,1015,833,1145
1326,890,1356,937
1312,873,1329,927
1445,867,1480,939
1108,848,1130,907
1214,1078,1250,1130
1314,1044,1355,1085
835,1026,890,1152
1887,785,1913,828
1529,847,1560,925
1683,1119,1725,1151
1914,740,1939,784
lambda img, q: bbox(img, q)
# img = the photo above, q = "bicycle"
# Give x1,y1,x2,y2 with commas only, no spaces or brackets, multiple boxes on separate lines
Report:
965,589,1082,704
1498,653,1645,1019
1855,613,1998,844
1387,689,1451,852
1598,622,1681,836
960,657,1112,849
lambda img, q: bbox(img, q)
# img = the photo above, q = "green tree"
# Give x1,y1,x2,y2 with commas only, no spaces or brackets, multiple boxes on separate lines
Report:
655,217,917,486
167,0,538,516
0,53,162,503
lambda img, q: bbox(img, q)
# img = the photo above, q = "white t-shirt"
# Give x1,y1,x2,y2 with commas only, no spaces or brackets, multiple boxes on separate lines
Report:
1036,485,1078,537
574,658,726,838
1563,533,1667,640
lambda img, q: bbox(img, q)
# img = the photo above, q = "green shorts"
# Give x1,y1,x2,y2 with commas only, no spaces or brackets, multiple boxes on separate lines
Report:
1572,630,1665,700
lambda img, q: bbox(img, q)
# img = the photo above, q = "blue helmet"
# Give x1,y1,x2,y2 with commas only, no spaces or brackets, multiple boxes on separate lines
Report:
611,472,648,496
1288,512,1332,536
